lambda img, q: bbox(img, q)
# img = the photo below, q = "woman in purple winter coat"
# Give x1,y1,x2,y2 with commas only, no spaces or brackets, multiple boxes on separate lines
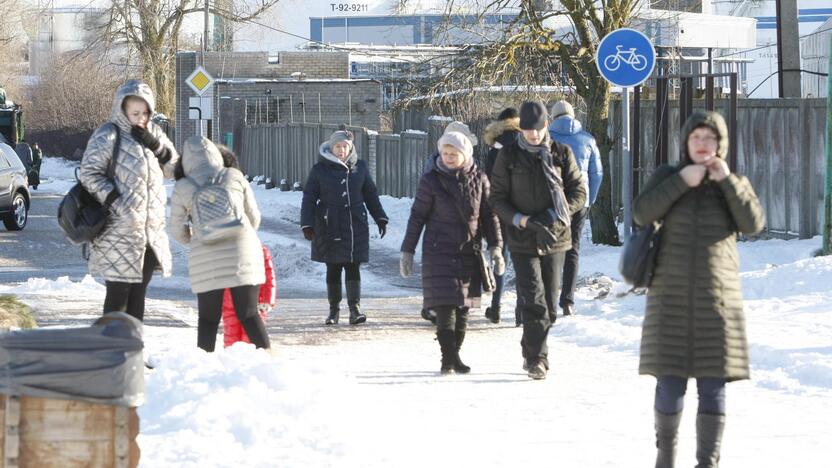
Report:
399,130,503,374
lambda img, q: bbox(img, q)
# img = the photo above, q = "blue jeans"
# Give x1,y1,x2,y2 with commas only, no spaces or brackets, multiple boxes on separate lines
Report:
654,375,726,415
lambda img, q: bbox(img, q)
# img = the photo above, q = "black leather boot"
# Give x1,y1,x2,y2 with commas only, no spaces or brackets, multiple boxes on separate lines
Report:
346,280,366,324
325,282,341,325
454,307,470,373
655,410,682,468
695,413,725,468
484,305,501,324
437,329,457,374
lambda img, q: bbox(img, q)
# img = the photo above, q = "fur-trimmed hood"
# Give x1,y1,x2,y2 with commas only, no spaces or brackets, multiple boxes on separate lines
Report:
483,117,521,146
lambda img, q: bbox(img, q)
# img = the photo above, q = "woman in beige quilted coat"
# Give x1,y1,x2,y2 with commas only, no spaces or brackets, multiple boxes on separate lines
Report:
79,80,178,322
170,136,270,352
634,110,765,468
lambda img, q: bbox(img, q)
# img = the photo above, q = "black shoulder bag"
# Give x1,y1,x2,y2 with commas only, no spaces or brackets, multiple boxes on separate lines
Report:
619,221,662,288
436,175,496,292
58,123,121,245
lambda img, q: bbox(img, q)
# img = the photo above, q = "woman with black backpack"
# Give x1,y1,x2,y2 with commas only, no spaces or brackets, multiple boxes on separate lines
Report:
170,135,270,352
79,80,178,322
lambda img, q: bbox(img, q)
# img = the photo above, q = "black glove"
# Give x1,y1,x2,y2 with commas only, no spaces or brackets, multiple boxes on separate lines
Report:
378,219,387,239
302,227,315,241
131,126,161,152
530,208,557,227
527,221,558,251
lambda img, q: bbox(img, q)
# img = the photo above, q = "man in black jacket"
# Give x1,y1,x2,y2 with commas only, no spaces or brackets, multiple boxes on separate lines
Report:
489,101,587,380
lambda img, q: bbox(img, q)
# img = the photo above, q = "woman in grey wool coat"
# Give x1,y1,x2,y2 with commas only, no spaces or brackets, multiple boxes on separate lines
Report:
79,80,178,322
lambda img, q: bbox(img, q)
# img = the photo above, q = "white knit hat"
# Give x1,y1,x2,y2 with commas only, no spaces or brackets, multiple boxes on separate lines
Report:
437,131,474,161
444,121,478,146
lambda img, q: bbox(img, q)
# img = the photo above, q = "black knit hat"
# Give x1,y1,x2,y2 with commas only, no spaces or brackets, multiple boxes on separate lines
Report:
519,101,548,130
497,107,518,121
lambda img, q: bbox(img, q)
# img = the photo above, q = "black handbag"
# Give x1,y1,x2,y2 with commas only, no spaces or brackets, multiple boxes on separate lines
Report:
58,124,120,245
619,221,662,288
437,176,497,292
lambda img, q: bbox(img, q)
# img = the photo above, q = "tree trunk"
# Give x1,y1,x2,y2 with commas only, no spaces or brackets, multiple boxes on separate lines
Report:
582,78,621,246
140,48,176,119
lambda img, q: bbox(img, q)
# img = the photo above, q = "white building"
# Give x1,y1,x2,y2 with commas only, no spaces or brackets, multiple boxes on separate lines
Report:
711,0,832,98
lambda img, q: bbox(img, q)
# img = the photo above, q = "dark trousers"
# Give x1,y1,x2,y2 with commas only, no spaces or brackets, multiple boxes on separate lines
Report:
491,223,510,308
434,305,469,333
655,375,727,415
197,285,270,352
512,251,565,368
103,247,158,322
326,262,361,284
560,207,588,308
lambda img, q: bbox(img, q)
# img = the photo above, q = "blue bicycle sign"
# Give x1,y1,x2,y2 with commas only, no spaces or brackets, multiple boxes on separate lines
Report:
596,28,656,87
604,45,648,72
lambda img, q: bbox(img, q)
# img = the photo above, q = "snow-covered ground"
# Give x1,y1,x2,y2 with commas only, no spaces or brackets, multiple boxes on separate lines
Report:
5,166,831,467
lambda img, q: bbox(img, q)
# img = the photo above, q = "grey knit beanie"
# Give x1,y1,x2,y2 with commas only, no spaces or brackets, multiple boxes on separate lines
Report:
328,129,354,148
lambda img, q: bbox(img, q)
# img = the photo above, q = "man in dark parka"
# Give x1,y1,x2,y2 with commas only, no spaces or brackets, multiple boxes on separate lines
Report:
489,101,587,380
482,107,521,325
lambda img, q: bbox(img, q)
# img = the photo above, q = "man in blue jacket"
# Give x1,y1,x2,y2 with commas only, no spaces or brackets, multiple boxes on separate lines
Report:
548,100,603,317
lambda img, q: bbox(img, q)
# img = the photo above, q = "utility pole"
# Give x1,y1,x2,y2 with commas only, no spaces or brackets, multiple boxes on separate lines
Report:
776,0,801,97
203,0,210,52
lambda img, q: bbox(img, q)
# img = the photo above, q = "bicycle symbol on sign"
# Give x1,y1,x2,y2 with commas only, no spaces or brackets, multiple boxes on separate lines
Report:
603,45,648,72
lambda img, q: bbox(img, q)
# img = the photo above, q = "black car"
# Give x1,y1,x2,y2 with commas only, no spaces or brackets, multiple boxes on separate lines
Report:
0,141,30,230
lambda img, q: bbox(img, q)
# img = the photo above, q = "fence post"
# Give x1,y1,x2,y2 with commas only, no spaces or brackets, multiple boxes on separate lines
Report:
799,99,813,239
368,132,378,182
824,37,832,253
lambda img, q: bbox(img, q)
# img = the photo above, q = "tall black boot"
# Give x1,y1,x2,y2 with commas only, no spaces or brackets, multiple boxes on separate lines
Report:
346,280,366,324
454,307,470,373
325,283,341,325
695,413,725,468
655,410,682,468
436,329,457,374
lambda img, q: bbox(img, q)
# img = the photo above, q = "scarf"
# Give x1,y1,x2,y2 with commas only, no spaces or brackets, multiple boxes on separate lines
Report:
517,132,571,226
435,154,477,219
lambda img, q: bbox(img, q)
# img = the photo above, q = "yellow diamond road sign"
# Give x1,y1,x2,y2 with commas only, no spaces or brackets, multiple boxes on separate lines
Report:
186,66,214,96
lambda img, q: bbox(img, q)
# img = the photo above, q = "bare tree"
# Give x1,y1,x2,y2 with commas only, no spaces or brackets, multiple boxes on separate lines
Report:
91,0,282,118
399,0,644,245
27,55,126,156
0,0,29,95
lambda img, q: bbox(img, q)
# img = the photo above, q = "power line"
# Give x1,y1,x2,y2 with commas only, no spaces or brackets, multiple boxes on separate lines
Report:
746,68,829,97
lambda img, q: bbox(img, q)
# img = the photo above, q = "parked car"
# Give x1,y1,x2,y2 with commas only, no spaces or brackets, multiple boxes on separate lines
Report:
0,141,30,230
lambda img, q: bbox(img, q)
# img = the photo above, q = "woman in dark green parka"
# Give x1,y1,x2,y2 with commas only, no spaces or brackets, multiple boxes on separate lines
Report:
633,110,765,468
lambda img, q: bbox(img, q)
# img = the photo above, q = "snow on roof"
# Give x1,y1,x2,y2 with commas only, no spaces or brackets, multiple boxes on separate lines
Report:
215,78,380,84
406,85,574,101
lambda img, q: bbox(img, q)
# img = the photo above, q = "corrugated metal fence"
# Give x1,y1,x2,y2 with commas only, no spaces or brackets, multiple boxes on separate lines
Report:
609,98,826,238
239,123,430,199
240,99,827,238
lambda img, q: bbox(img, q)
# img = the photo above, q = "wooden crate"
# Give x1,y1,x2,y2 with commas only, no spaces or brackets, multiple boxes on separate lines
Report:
0,395,139,468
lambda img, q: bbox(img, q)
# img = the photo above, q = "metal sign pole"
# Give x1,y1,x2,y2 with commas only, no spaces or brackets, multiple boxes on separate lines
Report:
622,87,632,237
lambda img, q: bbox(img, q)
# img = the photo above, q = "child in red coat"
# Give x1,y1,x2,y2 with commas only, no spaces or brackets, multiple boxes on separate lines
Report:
222,243,276,347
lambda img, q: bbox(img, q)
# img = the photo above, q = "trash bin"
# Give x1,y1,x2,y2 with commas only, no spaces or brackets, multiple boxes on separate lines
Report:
0,312,143,467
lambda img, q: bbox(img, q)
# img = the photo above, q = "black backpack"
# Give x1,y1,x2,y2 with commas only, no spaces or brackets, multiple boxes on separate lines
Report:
57,123,120,245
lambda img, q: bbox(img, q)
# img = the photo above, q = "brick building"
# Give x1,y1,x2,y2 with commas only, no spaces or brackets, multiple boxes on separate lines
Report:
176,51,382,150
